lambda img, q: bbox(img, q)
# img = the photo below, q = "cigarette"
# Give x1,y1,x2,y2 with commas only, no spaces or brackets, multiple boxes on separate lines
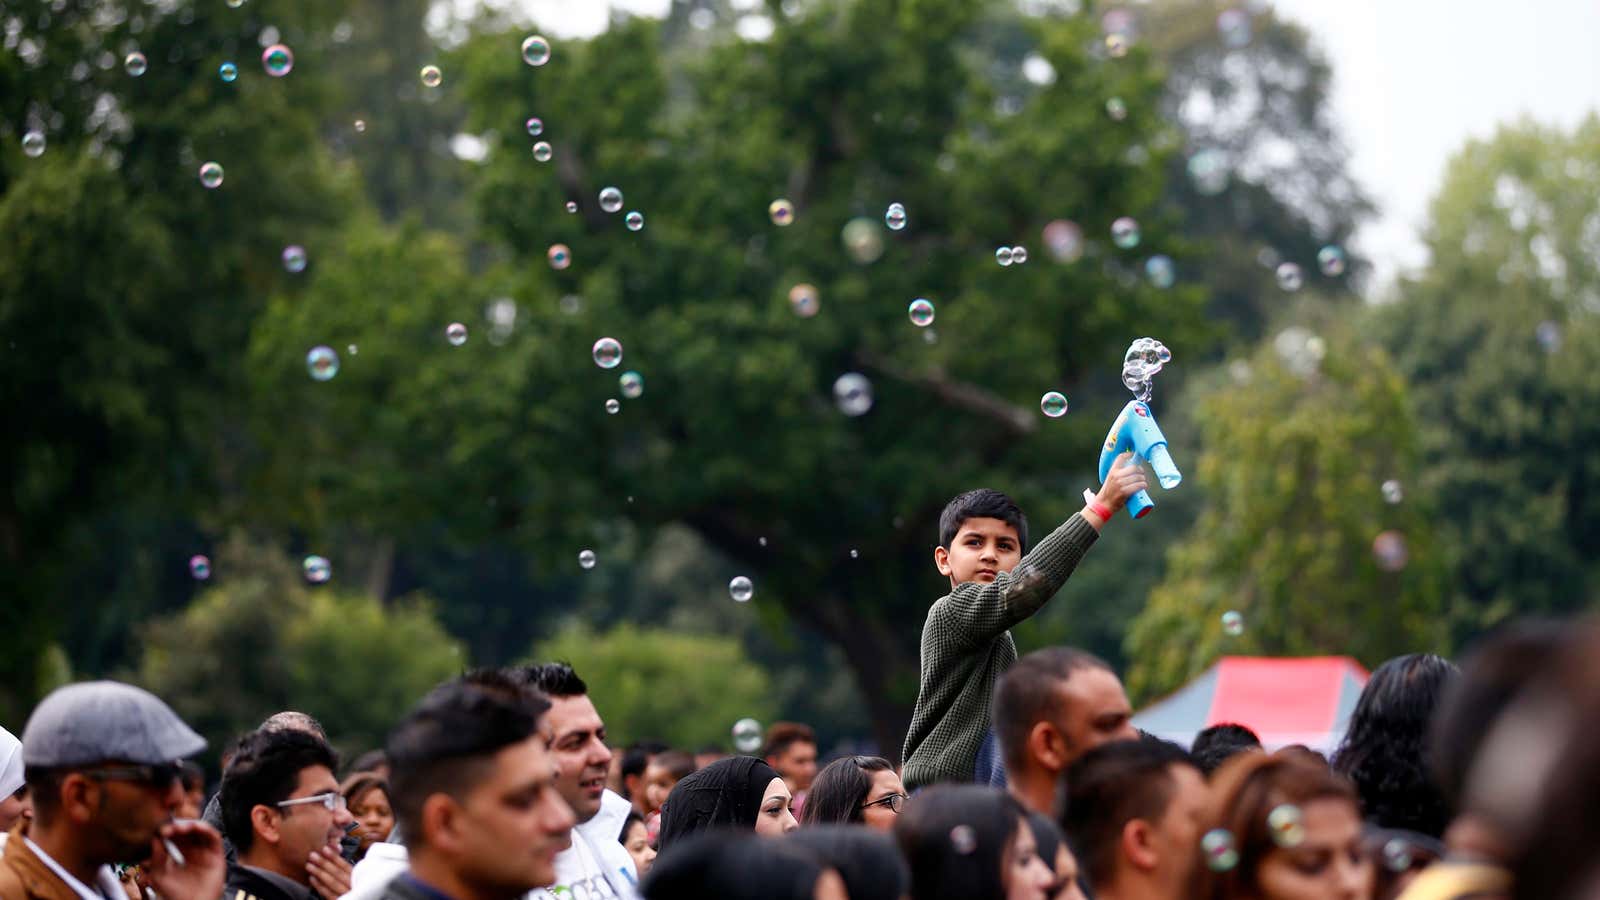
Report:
162,837,186,868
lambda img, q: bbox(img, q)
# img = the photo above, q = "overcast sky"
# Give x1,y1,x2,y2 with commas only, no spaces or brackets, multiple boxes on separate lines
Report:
504,0,1600,296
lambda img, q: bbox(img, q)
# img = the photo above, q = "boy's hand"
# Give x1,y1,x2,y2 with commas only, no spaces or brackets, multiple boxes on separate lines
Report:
1095,452,1149,515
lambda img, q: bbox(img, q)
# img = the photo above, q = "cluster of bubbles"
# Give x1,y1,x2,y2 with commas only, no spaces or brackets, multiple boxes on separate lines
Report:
420,65,442,88
219,62,238,83
262,44,294,77
1222,610,1245,636
547,243,571,269
995,246,1029,266
592,337,623,369
833,373,873,417
620,371,644,399
908,298,935,327
199,162,225,189
446,323,468,346
578,549,597,569
1111,217,1141,249
125,52,148,77
1122,337,1173,401
1145,255,1176,289
1373,531,1408,572
732,718,763,753
302,555,331,584
789,283,820,318
885,202,907,231
1201,828,1240,872
769,198,795,226
521,35,552,67
1042,220,1085,263
1040,391,1069,418
306,346,339,381
729,576,754,603
282,245,308,273
189,555,212,581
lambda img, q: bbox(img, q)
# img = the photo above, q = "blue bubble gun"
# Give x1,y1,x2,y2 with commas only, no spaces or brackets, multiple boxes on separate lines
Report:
1098,400,1182,519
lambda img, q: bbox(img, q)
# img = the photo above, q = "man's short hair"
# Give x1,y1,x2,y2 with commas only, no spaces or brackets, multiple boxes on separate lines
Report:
517,662,588,698
1061,737,1198,887
1190,723,1262,776
938,489,1029,551
622,741,671,784
994,647,1114,771
386,679,551,843
761,722,816,759
259,711,327,740
347,749,388,776
221,729,340,853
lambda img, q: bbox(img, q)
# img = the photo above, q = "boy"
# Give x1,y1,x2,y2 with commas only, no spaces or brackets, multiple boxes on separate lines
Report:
900,453,1147,790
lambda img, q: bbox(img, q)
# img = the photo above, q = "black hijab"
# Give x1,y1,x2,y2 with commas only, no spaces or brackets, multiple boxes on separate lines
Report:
643,832,826,900
656,755,782,848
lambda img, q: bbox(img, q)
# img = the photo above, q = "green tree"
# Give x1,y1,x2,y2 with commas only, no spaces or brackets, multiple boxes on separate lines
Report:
1376,115,1600,639
532,622,777,750
1125,319,1449,700
131,536,465,763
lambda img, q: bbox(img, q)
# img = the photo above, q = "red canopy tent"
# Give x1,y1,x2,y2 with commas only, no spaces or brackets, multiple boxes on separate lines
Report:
1132,656,1370,753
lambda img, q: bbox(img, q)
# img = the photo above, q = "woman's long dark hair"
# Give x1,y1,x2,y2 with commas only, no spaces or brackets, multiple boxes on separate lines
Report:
801,755,894,827
894,784,1026,900
1332,653,1459,837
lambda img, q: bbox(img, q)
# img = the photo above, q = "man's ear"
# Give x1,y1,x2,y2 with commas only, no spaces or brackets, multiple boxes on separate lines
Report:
421,794,464,854
1027,723,1070,774
250,805,282,847
1121,819,1159,872
59,774,97,826
933,546,952,577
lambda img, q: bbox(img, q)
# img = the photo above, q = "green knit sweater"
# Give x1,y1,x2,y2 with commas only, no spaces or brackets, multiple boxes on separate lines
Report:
901,513,1101,790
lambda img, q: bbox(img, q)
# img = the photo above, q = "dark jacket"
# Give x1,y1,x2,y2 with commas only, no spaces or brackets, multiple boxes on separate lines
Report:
224,865,313,900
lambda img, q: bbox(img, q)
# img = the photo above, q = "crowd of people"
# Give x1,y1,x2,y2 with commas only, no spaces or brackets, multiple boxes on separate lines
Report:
2,485,1598,900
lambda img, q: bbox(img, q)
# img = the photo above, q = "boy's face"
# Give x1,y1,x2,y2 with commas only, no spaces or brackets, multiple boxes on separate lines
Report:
935,517,1022,586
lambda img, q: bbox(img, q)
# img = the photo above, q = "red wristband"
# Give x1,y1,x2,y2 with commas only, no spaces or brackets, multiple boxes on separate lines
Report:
1087,501,1112,522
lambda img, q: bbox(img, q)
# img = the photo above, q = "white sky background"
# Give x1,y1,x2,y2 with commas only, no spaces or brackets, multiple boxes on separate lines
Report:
478,0,1600,297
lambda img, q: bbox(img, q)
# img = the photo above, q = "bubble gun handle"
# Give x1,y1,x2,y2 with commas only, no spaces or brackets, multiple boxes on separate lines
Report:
1098,400,1182,519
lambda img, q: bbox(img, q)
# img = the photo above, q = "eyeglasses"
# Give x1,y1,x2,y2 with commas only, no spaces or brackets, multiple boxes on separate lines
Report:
860,793,909,814
277,792,347,813
80,762,185,789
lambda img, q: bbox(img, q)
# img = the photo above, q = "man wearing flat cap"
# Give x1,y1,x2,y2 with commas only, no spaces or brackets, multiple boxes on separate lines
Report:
0,681,225,900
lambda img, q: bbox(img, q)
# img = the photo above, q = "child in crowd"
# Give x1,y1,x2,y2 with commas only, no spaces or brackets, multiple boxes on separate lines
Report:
900,454,1146,790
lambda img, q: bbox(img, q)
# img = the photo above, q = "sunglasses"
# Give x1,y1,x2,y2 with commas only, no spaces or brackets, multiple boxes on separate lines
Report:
277,792,347,813
860,793,909,814
80,762,185,789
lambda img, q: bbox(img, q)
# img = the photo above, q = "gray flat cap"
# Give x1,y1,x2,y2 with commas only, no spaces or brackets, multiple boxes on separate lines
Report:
22,681,206,768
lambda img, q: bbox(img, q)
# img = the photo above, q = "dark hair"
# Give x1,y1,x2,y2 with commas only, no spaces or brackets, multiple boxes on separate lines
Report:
1430,621,1567,809
341,772,391,811
348,749,389,776
938,489,1029,551
1331,653,1459,837
1191,723,1263,776
651,750,696,782
787,826,910,900
517,662,588,698
1061,737,1197,887
1189,750,1363,900
259,711,328,739
180,760,206,792
894,784,1027,900
644,832,827,900
801,756,894,826
760,722,816,760
623,741,672,788
619,810,646,844
1025,810,1064,873
994,647,1114,771
220,729,340,853
386,678,551,844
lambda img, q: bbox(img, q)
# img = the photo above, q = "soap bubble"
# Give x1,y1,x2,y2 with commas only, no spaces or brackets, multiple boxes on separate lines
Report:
850,549,859,559
302,555,331,584
578,549,596,569
532,141,552,162
1040,392,1069,418
996,246,1014,266
353,119,366,133
949,825,978,855
885,202,907,231
1011,246,1029,264
1105,33,1129,57
841,217,884,263
908,298,935,327
525,117,543,136
1217,8,1252,48
732,718,763,753
282,245,307,273
789,283,820,317
599,186,623,213
1382,480,1404,504
625,210,644,231
521,35,552,66
1222,610,1244,636
1382,839,1413,872
833,373,873,417
199,162,225,189
1317,244,1347,276
1267,805,1305,848
1202,830,1239,872
189,555,212,581
729,576,754,603
226,0,245,7
592,337,623,369
1373,531,1408,571
125,52,148,76
1536,320,1562,353
1187,149,1229,196
348,344,359,355
1111,217,1141,249
565,201,577,214
1276,262,1304,291
419,65,442,87
769,198,794,226
446,323,468,346
1042,219,1084,263
218,62,238,82
1145,255,1176,288
306,346,340,381
605,398,620,414
1105,97,1128,120
547,243,571,270
21,131,45,158
261,43,294,76
619,371,644,398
